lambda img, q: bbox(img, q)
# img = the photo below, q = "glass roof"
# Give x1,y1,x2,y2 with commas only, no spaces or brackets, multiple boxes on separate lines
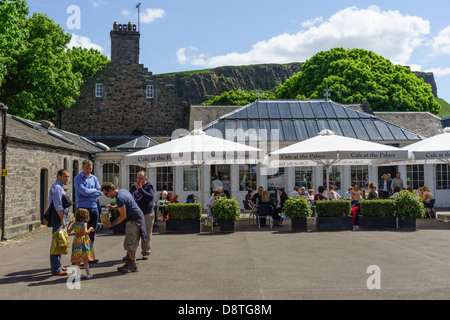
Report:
203,100,422,142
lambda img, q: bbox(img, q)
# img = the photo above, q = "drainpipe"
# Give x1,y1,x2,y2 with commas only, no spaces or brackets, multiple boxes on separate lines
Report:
0,102,8,241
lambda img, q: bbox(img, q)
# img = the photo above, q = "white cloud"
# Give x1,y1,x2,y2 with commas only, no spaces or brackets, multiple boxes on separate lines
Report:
67,34,104,52
430,25,450,55
425,67,450,78
140,8,165,24
91,0,107,7
301,17,323,29
178,6,430,68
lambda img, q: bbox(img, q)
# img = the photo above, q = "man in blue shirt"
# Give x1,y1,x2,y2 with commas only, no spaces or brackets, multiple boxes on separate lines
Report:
74,159,102,261
49,169,70,276
102,182,147,273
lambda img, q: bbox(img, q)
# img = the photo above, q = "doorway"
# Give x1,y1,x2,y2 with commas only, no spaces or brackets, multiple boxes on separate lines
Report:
39,169,48,223
378,166,398,181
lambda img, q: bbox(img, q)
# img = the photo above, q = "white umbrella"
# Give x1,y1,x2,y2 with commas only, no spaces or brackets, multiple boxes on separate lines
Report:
125,129,264,204
400,127,450,164
125,129,263,167
265,129,409,199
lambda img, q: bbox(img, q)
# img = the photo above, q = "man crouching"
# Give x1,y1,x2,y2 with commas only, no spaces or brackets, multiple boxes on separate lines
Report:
101,182,147,273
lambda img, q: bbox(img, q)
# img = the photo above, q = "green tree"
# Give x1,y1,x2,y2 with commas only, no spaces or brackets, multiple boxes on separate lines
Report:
0,12,81,121
0,0,29,86
202,89,276,105
66,47,109,83
276,48,440,114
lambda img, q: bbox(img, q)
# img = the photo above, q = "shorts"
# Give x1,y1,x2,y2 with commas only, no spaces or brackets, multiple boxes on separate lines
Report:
123,221,141,251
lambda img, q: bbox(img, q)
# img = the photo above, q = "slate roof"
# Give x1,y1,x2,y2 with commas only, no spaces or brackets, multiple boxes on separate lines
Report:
202,100,422,143
5,115,106,153
374,111,442,138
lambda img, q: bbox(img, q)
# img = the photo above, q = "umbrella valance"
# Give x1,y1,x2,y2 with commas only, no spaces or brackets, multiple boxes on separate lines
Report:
125,129,264,167
401,127,450,164
266,129,408,168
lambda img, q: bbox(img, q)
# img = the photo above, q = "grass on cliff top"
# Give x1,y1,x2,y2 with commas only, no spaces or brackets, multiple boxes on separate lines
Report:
437,98,450,118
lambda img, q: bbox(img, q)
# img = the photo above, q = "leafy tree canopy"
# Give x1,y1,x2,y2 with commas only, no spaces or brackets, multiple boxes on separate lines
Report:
0,0,109,122
202,89,276,106
276,47,440,115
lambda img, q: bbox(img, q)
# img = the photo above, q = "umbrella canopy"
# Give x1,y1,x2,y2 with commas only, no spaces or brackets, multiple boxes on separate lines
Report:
400,127,450,164
265,129,408,198
125,129,263,167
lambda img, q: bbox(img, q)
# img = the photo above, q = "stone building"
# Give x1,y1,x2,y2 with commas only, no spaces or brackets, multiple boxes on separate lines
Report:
0,113,106,239
59,22,190,146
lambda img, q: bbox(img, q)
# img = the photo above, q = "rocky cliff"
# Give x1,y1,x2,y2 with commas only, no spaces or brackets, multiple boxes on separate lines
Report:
154,63,438,105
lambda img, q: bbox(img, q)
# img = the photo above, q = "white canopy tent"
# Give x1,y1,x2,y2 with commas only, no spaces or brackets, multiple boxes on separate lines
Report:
400,127,450,165
264,130,409,199
125,129,264,204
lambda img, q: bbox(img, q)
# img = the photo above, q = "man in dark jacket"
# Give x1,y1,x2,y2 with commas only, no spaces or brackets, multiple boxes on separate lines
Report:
129,171,155,260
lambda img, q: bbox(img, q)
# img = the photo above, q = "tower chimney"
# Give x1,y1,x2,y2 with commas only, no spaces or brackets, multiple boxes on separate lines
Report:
110,22,140,64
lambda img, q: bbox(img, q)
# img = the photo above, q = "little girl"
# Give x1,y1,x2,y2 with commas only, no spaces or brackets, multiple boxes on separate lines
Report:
67,208,95,279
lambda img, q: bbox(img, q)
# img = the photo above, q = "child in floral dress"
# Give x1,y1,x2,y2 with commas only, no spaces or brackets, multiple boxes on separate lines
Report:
68,208,95,279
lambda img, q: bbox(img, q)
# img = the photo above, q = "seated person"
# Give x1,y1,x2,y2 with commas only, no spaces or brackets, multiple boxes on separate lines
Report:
273,188,288,224
344,186,353,200
314,186,327,201
329,185,341,200
159,190,171,220
170,194,179,203
245,189,254,202
421,186,434,205
258,190,275,227
367,183,378,200
390,186,401,199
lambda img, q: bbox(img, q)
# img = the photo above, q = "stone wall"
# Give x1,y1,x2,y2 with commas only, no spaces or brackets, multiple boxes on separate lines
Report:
60,62,190,138
2,139,88,239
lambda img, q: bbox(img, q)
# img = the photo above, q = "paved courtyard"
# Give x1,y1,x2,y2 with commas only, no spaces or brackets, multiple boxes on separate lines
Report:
1,216,450,303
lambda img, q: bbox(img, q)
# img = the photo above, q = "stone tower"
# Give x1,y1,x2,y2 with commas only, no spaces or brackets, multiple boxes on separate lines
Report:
59,22,190,144
110,22,140,64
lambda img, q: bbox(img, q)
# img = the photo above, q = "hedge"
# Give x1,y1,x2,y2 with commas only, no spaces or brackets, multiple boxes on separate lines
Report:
360,200,396,217
167,203,202,220
315,200,351,217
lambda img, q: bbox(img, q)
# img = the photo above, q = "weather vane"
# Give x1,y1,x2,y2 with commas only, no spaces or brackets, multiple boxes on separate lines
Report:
136,3,142,32
323,83,331,101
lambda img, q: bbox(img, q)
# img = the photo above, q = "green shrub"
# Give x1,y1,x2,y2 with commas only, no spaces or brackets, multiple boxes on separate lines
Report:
212,197,241,221
168,203,202,220
283,197,312,218
360,200,396,217
316,200,351,217
394,190,424,218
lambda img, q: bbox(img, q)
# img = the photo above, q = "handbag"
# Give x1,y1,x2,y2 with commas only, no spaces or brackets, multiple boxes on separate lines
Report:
44,201,58,227
50,226,70,255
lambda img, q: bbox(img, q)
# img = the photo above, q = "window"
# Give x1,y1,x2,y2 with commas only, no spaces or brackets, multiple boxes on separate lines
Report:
95,83,103,98
146,85,154,99
156,167,173,192
129,165,146,188
436,164,450,190
183,166,198,191
350,165,368,189
239,164,257,191
295,167,313,189
102,163,119,186
406,165,424,190
323,166,341,190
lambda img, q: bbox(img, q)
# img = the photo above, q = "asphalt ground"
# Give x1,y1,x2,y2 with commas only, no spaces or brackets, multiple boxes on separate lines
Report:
1,213,450,309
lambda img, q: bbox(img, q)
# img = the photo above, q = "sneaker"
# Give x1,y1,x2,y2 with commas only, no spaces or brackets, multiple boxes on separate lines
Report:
85,274,93,279
120,260,138,273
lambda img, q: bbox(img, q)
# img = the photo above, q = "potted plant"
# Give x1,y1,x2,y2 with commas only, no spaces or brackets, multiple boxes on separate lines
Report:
394,190,424,230
283,197,312,232
166,203,202,233
315,200,353,231
359,200,396,230
212,197,241,233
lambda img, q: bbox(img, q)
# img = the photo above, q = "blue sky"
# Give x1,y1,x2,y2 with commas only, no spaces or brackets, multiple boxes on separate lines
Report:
25,0,450,103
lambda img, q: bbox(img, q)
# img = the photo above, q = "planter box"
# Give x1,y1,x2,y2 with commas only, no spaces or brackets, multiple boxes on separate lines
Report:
218,220,235,233
166,219,201,233
291,217,308,232
359,216,397,230
397,216,416,230
316,216,353,231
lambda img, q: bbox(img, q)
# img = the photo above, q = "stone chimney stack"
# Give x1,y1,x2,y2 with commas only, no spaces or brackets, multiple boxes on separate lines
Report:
110,22,140,64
